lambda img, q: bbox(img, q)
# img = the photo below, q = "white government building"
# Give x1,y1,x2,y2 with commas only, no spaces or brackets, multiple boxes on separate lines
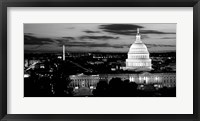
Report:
69,73,176,89
125,28,152,71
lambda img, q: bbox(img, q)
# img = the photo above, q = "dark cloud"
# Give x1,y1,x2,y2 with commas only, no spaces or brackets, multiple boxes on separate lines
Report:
83,30,101,33
140,34,149,39
100,24,143,31
160,37,176,39
125,43,176,49
102,30,175,36
145,44,176,48
25,33,34,35
112,45,128,48
63,41,109,47
141,30,175,34
87,43,111,47
56,37,75,46
102,30,136,35
99,24,175,35
99,24,143,35
61,41,125,49
31,45,43,49
79,36,119,40
62,37,75,40
24,34,54,45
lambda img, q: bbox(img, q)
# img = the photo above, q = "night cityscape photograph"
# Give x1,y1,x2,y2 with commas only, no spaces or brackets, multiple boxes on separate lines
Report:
24,23,176,97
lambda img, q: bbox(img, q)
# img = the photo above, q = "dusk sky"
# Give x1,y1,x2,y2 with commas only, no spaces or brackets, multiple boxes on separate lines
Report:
24,23,176,53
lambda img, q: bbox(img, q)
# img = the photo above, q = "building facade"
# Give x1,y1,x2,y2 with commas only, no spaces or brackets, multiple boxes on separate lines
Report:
69,74,99,89
69,73,176,89
125,28,152,71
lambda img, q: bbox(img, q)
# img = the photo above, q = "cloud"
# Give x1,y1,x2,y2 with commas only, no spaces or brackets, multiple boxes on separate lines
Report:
99,24,143,35
100,24,143,31
62,37,75,40
56,37,75,46
62,41,126,49
83,30,101,33
24,34,54,45
141,30,175,34
25,33,34,35
99,24,175,35
160,37,176,39
63,41,108,47
145,44,176,48
112,45,129,48
140,34,149,39
79,36,119,40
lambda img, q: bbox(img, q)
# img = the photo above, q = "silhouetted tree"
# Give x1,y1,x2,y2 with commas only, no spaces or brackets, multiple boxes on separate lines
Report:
108,78,124,96
93,81,109,96
159,87,176,97
127,82,138,96
93,78,140,97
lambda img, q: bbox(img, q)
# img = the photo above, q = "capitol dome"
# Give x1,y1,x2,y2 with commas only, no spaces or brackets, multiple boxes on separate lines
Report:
125,28,152,71
129,43,149,54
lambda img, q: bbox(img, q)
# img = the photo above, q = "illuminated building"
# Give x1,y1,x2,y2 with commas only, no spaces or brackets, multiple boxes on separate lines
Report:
125,28,152,71
69,73,176,89
69,73,99,89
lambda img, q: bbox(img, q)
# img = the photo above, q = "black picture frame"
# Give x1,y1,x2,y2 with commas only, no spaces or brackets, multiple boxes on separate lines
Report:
0,0,199,121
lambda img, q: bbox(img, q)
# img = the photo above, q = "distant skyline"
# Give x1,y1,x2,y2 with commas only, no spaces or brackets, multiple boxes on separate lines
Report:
24,23,176,53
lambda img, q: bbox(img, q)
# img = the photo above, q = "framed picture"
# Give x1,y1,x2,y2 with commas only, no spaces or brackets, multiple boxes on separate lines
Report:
0,0,199,121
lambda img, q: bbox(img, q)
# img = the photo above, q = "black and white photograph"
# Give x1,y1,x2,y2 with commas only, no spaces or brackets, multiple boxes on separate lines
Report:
24,23,176,97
